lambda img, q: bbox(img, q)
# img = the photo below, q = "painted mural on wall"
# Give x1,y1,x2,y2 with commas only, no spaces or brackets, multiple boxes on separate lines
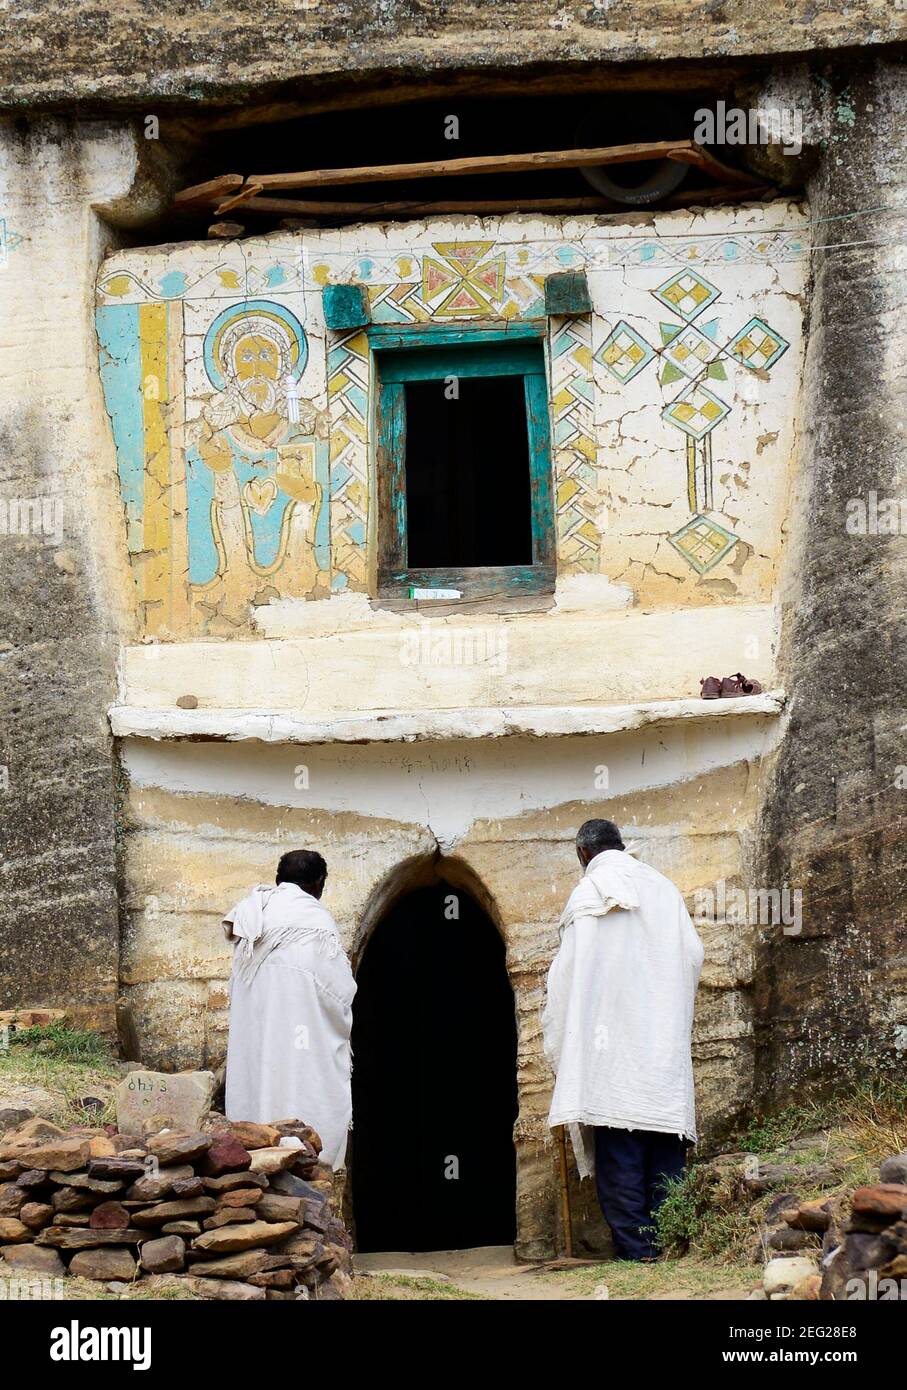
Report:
596,269,790,576
188,301,329,597
96,209,807,636
97,262,331,633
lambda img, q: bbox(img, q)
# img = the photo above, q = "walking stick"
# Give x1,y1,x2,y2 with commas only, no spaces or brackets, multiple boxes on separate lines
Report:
555,1124,574,1259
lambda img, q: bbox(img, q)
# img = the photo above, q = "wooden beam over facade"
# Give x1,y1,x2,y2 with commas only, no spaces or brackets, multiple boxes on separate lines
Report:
173,173,244,208
243,139,760,192
213,185,771,220
174,138,766,222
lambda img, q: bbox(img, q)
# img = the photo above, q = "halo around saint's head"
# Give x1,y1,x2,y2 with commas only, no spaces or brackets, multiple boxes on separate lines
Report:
203,299,308,392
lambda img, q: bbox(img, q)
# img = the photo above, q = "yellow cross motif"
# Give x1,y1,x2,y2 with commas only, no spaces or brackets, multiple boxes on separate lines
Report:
421,242,506,317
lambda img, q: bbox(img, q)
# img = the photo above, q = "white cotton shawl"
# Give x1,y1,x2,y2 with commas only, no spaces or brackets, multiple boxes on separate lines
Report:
222,882,356,1169
223,882,342,985
542,848,704,1178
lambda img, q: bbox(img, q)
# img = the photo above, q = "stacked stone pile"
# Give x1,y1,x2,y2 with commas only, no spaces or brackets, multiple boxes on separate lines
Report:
819,1152,907,1301
754,1151,907,1300
756,1192,844,1301
0,1115,352,1300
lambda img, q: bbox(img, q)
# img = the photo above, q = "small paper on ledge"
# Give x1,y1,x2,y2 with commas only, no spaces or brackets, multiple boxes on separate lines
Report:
409,586,462,601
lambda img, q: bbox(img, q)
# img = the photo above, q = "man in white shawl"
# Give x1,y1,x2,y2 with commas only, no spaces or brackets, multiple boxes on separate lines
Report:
542,819,704,1260
222,849,356,1171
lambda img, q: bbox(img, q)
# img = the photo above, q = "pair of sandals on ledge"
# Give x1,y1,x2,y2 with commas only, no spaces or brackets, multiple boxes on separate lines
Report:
700,672,763,699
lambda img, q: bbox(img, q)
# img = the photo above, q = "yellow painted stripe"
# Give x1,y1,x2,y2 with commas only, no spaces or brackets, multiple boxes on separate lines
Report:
139,303,170,609
686,436,697,512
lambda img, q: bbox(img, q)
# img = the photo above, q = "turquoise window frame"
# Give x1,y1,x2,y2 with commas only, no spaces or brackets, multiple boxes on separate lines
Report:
370,322,556,600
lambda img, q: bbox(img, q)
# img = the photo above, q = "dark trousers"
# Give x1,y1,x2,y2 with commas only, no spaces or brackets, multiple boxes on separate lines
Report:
593,1126,688,1260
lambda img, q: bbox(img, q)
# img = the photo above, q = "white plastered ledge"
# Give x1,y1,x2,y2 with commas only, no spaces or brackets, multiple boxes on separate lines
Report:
108,690,785,746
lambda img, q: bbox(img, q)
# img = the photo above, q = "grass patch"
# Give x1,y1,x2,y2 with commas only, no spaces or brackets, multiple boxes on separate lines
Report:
554,1256,760,1301
7,1023,114,1065
351,1273,490,1301
0,1024,120,1127
741,1071,907,1160
654,1169,764,1261
654,1068,907,1263
61,1276,199,1301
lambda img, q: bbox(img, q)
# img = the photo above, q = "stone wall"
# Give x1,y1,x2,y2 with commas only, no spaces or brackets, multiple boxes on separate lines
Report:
754,59,907,1104
0,121,148,1031
0,3,904,111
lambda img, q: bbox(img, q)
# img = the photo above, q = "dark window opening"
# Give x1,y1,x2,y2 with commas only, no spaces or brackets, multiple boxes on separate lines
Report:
351,879,518,1253
404,375,533,569
375,329,555,598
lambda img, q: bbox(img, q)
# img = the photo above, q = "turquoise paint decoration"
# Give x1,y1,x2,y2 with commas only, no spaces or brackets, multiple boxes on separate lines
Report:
185,452,219,582
96,304,144,552
323,283,371,331
544,271,592,317
0,218,23,258
158,270,188,298
368,321,544,352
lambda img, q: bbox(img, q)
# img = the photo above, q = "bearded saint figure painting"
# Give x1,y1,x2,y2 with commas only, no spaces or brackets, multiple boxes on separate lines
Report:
186,300,331,608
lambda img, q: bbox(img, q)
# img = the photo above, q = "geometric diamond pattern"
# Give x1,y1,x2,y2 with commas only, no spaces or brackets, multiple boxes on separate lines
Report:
727,316,789,371
660,321,721,380
589,268,792,578
595,320,655,383
551,317,600,573
668,513,739,574
651,269,720,322
662,383,731,440
327,328,369,590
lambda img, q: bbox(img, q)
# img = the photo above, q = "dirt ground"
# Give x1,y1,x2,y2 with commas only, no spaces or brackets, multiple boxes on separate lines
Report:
352,1245,759,1301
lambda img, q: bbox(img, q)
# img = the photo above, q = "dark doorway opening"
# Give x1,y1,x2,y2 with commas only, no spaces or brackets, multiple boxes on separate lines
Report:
403,375,533,569
351,878,518,1252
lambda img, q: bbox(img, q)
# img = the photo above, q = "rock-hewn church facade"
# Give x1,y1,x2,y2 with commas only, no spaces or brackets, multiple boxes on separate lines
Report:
1,3,905,1255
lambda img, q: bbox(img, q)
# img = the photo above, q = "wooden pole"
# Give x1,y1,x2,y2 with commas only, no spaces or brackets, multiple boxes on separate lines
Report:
214,182,264,215
556,1124,574,1259
664,143,763,187
173,174,243,208
215,193,628,217
211,184,771,220
173,140,765,216
243,138,753,192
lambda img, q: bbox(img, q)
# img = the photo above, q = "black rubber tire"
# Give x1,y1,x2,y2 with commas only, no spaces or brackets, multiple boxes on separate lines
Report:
575,107,690,207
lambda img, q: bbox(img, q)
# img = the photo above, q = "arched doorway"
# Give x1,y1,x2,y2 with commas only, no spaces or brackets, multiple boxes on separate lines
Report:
351,871,518,1252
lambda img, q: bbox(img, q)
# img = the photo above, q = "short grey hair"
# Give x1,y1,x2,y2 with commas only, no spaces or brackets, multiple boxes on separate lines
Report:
576,819,624,857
